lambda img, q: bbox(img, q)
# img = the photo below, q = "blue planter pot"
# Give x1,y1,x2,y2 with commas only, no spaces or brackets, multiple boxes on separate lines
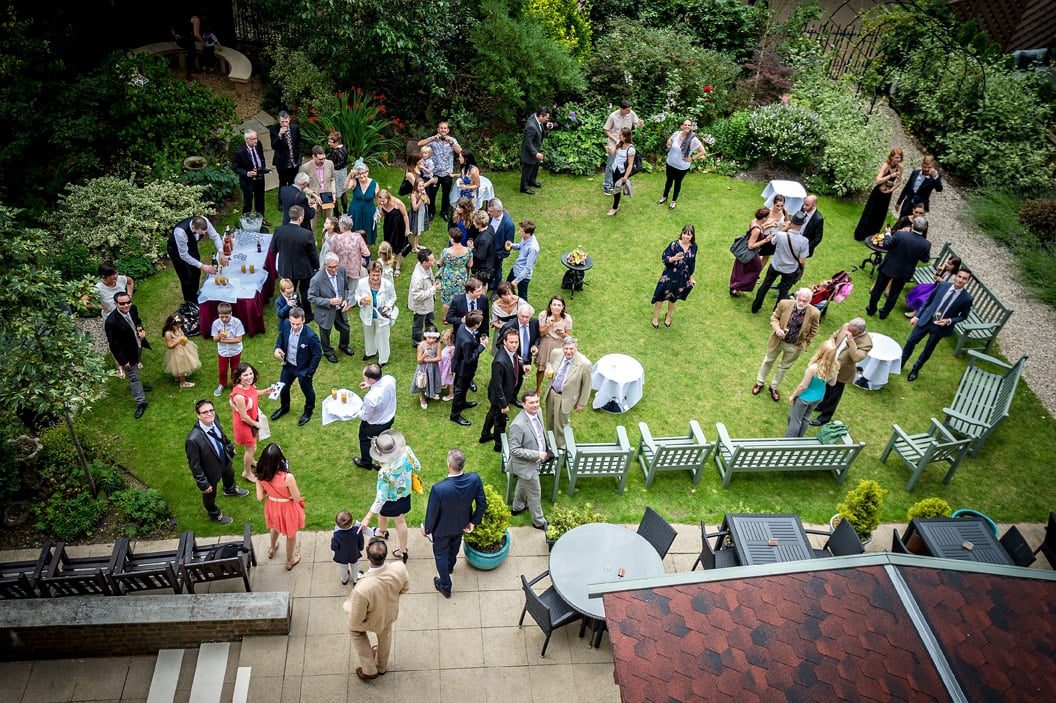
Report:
463,530,510,570
951,508,999,536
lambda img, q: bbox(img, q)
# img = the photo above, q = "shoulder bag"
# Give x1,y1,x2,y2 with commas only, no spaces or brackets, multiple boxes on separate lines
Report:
730,226,760,264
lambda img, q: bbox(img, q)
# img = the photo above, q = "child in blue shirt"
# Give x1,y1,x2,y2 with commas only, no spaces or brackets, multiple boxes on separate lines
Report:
331,510,367,585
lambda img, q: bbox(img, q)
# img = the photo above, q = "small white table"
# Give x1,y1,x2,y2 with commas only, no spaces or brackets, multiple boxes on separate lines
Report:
321,390,363,426
591,354,644,412
761,180,807,216
855,332,902,390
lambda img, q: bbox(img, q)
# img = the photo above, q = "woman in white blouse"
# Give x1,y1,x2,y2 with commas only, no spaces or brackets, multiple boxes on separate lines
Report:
355,261,398,365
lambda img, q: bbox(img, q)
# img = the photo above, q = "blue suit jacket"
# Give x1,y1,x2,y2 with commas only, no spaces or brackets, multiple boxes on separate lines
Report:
493,212,516,262
424,472,487,539
274,324,322,376
914,282,973,337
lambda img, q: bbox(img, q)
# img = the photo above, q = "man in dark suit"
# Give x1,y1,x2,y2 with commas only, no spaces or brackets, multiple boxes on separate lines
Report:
423,448,486,598
450,310,488,426
308,252,353,363
270,205,319,322
105,292,152,418
519,108,549,194
866,216,932,319
269,111,302,206
444,277,486,338
495,304,539,403
185,399,249,524
896,156,943,217
231,129,267,216
271,307,322,425
799,194,825,257
480,328,523,451
280,173,317,231
467,216,495,289
902,269,974,381
486,199,516,290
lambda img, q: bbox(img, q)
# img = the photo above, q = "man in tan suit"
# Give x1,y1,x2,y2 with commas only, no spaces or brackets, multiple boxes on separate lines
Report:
298,146,336,233
544,336,592,449
811,318,872,425
344,538,410,681
752,288,820,402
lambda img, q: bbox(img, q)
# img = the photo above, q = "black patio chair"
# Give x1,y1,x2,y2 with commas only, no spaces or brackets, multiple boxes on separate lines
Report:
636,507,677,559
691,522,738,570
1033,512,1056,568
110,533,192,595
0,542,55,599
37,542,118,597
825,519,865,557
999,526,1037,568
891,528,910,554
181,523,256,593
519,570,583,657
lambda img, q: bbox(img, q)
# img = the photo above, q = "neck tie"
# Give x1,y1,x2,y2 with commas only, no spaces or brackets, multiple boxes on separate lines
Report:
468,298,475,312
330,275,338,294
207,427,224,458
553,358,570,392
520,325,529,361
284,130,294,167
937,288,958,320
250,146,260,170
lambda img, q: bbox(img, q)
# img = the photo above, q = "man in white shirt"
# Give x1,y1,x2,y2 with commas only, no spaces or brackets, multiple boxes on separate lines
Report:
507,220,540,301
167,216,228,305
602,100,644,195
407,248,439,348
354,364,397,470
751,212,810,314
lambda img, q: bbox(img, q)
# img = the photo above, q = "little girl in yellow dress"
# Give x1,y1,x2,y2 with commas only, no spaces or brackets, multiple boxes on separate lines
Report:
162,313,202,388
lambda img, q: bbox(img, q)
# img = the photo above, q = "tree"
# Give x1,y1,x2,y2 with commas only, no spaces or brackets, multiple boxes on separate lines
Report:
0,207,109,496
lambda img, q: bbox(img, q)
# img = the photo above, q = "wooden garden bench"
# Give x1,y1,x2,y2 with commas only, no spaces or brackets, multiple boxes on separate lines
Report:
37,542,118,597
109,533,191,595
130,42,253,83
942,351,1027,456
181,524,256,593
635,420,714,487
562,425,635,496
0,543,54,599
500,430,563,504
880,419,972,491
713,423,864,487
910,242,1012,355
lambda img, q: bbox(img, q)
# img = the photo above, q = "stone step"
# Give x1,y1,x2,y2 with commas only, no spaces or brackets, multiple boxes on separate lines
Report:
189,641,229,703
146,648,183,703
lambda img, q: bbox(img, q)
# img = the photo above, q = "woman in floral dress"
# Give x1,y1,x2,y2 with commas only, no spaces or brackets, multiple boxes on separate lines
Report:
438,227,472,319
358,430,419,562
650,224,698,328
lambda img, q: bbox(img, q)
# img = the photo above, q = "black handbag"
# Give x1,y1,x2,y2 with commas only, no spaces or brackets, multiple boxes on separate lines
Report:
730,235,756,263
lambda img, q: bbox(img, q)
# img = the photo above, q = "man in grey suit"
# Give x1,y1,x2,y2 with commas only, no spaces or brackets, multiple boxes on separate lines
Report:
507,391,551,530
519,108,550,195
308,252,353,363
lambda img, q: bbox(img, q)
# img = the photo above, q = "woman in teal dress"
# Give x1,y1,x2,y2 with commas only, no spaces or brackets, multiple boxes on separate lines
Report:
345,159,378,245
437,227,473,318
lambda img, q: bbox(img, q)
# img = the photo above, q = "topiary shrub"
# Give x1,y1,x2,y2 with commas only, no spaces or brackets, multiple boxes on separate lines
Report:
906,497,952,521
463,485,510,553
747,102,824,171
111,488,171,537
710,110,754,166
545,502,606,542
836,479,888,540
1018,199,1056,245
33,493,107,541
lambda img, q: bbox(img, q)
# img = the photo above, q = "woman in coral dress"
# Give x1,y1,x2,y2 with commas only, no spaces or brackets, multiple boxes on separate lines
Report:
230,362,274,483
254,443,306,570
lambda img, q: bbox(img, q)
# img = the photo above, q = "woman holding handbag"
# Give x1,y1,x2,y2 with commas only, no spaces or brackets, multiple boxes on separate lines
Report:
255,443,306,570
359,430,419,563
607,128,636,216
229,362,274,483
729,208,773,297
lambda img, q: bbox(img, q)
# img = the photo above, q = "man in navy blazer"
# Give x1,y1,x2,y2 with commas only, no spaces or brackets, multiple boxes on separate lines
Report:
271,307,322,425
896,157,943,217
444,277,487,338
487,199,516,289
231,129,267,216
423,448,487,597
902,269,973,381
866,216,932,319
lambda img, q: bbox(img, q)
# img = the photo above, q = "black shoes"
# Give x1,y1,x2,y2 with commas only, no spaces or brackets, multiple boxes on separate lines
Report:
469,383,477,393
463,401,478,409
134,403,147,419
808,418,825,426
298,414,312,426
865,307,876,317
530,182,543,188
353,457,379,470
511,506,527,516
520,188,536,195
907,369,919,382
511,400,524,409
478,434,495,444
213,513,233,525
141,384,153,392
434,577,452,598
271,408,288,421
532,521,548,531
450,415,471,426
362,353,377,361
878,311,889,320
223,486,250,497
325,351,338,364
339,346,354,356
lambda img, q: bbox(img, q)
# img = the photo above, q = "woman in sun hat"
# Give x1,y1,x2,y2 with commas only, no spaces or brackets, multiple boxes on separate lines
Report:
358,430,419,562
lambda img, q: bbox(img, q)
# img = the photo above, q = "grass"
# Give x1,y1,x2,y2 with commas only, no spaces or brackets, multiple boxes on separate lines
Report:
81,167,1056,538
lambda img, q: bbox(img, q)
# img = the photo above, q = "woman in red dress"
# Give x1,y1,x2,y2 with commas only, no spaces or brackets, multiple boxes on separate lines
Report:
254,443,306,570
229,362,269,483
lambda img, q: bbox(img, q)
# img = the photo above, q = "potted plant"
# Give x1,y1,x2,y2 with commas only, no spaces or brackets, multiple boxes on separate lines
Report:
463,485,511,570
832,479,887,544
906,498,952,521
544,503,606,552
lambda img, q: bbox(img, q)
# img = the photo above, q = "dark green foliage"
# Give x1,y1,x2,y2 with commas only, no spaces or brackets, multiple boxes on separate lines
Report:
463,485,510,552
44,242,99,282
111,488,171,537
179,166,240,211
710,111,754,166
542,106,608,175
1019,200,1056,245
475,132,523,171
91,461,129,496
33,493,107,541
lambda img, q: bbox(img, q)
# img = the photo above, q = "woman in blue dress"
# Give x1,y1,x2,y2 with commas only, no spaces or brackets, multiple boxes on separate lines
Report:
650,224,698,328
345,159,378,245
786,341,839,437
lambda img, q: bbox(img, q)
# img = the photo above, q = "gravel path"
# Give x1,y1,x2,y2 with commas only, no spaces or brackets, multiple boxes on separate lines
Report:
882,105,1056,415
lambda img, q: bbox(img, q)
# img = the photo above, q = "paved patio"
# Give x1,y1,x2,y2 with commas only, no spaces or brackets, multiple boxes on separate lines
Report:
0,520,1048,702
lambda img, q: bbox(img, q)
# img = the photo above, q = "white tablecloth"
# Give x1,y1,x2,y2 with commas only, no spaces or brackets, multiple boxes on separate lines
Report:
197,231,272,305
856,332,902,390
321,389,363,426
448,175,495,209
761,180,807,216
591,354,644,412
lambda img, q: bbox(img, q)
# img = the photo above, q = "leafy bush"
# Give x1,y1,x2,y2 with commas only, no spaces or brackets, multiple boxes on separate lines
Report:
906,498,952,521
301,90,402,167
543,105,608,175
266,47,338,115
180,165,240,211
747,102,824,170
836,479,888,539
44,242,99,282
53,177,212,269
1019,199,1056,245
463,484,510,552
526,0,592,61
475,131,522,172
740,50,795,107
545,502,606,542
710,110,754,165
111,488,171,537
466,0,585,125
91,461,129,496
34,493,107,541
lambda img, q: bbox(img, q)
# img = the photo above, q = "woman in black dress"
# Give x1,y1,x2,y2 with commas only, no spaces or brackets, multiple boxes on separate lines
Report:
651,224,698,328
853,148,903,241
377,188,411,275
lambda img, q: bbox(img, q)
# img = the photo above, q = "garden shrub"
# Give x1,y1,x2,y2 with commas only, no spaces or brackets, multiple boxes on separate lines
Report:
179,165,240,211
44,242,98,282
300,90,401,167
740,49,795,107
476,131,522,172
526,0,592,61
543,105,609,175
710,110,755,166
53,177,212,270
91,461,129,496
747,102,824,171
266,47,338,116
111,488,171,537
34,493,107,541
906,498,952,521
463,485,510,552
1019,199,1056,245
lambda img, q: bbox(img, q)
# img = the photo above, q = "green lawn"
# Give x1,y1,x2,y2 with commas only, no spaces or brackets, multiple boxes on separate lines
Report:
82,167,1056,537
